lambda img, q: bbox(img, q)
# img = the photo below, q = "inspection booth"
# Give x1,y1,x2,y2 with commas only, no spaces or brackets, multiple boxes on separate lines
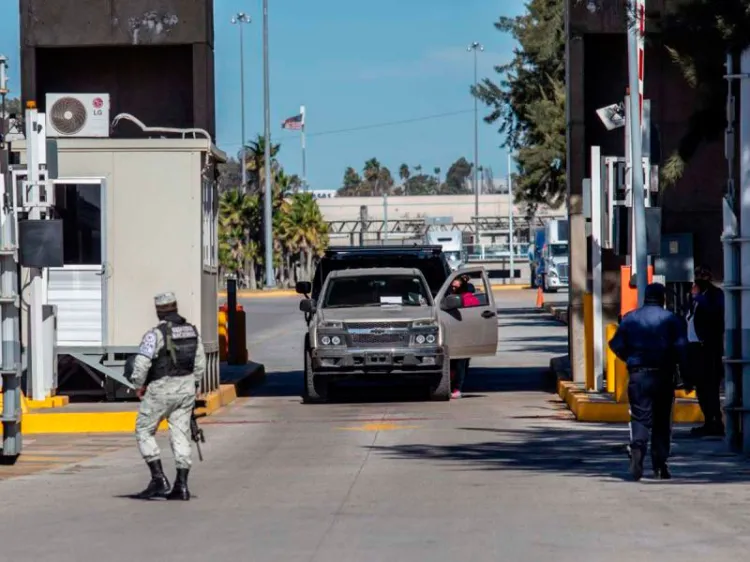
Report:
11,137,223,399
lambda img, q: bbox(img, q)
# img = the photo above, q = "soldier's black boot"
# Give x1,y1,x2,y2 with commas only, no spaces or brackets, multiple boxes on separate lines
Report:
137,460,170,499
167,468,190,501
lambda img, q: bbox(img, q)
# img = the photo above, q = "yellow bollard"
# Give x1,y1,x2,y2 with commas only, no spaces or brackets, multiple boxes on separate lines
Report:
615,357,629,403
605,323,617,393
218,307,228,361
583,293,594,390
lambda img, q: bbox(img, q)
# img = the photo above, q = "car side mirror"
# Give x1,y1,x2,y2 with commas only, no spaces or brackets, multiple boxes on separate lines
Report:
296,281,312,295
299,299,315,313
441,294,462,311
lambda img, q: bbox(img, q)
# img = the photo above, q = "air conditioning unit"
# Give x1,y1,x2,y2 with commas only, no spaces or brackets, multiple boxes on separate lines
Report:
45,93,110,138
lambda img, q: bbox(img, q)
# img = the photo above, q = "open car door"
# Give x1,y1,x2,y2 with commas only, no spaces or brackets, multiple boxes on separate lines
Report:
436,267,498,359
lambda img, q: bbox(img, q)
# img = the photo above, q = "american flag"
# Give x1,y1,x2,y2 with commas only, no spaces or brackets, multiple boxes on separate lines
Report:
281,113,303,130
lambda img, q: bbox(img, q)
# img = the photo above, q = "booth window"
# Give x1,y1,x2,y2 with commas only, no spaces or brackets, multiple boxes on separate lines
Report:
53,183,102,265
202,179,217,268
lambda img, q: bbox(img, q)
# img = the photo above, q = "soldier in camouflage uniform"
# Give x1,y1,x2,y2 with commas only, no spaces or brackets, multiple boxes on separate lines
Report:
131,292,206,500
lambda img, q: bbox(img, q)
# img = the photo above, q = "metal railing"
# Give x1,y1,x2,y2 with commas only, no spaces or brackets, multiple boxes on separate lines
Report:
465,243,531,261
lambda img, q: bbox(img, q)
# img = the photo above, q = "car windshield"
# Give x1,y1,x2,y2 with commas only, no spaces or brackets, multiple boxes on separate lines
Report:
549,244,568,257
322,275,432,308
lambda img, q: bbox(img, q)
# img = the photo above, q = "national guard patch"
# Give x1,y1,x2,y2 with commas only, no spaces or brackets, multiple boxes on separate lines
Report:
171,325,197,339
138,331,158,358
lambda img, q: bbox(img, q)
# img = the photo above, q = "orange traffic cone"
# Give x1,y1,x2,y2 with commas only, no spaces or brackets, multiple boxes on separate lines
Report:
536,286,544,309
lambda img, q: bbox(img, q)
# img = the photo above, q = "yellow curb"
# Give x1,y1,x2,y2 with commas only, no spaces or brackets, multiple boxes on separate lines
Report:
218,289,299,299
219,384,238,405
195,384,238,417
1,394,68,412
20,412,168,434
27,396,70,409
491,284,531,290
5,385,241,435
557,380,705,423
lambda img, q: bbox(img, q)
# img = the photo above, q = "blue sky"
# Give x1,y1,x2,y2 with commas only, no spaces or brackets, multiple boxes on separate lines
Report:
0,0,523,189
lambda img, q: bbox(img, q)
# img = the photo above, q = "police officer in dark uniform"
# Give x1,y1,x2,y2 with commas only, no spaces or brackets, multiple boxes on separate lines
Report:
609,283,688,481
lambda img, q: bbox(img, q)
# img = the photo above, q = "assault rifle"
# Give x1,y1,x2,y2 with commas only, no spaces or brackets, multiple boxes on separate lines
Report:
191,408,206,461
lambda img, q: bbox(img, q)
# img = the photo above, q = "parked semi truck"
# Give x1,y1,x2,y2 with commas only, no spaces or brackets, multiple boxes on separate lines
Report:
531,219,569,292
425,231,465,271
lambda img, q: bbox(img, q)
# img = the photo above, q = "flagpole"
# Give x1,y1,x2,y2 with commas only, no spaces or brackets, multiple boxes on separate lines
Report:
301,105,307,192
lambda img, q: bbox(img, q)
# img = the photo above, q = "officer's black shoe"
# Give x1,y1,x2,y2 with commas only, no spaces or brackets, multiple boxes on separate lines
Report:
707,422,725,437
689,424,710,437
654,465,671,480
137,460,170,499
629,447,644,481
167,468,190,501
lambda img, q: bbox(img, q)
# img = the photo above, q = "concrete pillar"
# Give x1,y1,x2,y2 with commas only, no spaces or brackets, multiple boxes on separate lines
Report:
566,18,587,382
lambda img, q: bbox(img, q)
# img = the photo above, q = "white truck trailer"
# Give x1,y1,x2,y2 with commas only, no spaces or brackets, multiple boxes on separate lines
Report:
540,219,569,292
425,230,465,270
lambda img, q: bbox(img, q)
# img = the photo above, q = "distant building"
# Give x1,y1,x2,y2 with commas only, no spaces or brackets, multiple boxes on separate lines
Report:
310,190,336,199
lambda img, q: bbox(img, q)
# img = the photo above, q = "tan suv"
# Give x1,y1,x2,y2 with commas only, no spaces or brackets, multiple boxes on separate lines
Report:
298,265,498,403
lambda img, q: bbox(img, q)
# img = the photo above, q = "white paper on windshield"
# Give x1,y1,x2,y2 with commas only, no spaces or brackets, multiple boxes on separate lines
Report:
380,296,403,305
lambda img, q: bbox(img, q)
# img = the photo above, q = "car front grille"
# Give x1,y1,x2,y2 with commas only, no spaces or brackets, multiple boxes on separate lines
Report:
349,333,410,347
345,322,410,331
557,263,569,281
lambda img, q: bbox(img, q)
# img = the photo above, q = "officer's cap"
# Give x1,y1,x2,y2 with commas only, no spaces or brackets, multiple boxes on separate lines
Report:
154,292,177,307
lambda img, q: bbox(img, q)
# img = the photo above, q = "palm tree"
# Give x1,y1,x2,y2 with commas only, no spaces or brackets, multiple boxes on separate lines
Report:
219,190,262,289
399,163,410,195
244,134,281,194
654,1,747,185
281,193,329,281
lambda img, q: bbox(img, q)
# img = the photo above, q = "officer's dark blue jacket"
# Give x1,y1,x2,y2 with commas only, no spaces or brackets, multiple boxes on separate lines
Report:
693,284,724,346
609,302,688,371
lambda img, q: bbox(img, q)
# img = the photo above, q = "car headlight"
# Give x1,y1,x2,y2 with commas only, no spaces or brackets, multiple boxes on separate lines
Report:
412,319,438,328
318,333,344,346
548,269,558,278
412,329,438,345
320,321,343,329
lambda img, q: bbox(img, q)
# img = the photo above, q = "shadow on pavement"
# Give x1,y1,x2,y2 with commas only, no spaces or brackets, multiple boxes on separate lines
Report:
251,364,555,400
368,425,750,484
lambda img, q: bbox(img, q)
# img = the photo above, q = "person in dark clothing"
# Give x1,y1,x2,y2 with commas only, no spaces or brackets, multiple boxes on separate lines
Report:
690,266,726,437
609,283,688,481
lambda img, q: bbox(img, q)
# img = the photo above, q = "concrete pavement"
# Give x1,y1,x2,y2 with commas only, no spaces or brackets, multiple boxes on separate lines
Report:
1,289,750,560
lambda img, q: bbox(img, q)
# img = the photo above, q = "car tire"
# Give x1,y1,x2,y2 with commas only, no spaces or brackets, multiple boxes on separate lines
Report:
302,348,329,404
427,358,451,401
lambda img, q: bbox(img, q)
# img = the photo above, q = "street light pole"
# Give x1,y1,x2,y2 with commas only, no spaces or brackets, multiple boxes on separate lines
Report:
627,1,647,304
508,151,514,285
468,42,484,251
263,0,276,288
231,13,251,191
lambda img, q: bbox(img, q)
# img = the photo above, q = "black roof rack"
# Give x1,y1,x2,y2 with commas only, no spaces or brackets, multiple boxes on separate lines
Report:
325,245,443,258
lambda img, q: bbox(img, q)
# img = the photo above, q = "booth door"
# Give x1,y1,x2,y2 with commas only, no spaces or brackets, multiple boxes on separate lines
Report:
47,179,107,347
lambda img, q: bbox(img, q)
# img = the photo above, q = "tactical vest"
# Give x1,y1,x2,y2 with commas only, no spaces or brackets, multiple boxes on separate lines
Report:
147,319,199,382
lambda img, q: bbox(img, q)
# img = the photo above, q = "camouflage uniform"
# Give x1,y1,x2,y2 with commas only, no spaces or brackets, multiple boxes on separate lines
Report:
131,292,206,500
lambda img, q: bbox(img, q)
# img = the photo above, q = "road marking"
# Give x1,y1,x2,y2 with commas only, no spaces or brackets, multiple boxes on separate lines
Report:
338,422,421,432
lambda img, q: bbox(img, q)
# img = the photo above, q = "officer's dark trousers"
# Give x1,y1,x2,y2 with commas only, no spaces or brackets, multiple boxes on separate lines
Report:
695,343,724,427
628,368,674,469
